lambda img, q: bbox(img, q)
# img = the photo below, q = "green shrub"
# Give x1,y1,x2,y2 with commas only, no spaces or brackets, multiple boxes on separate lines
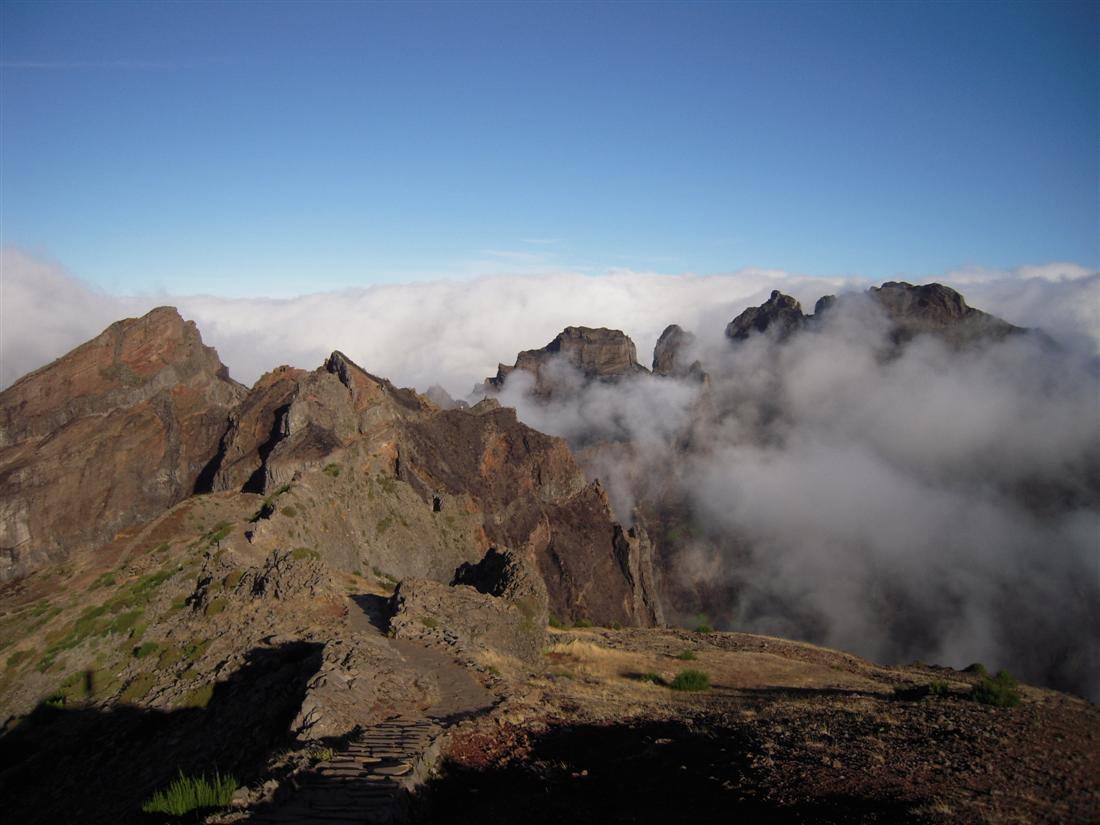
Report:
420,617,439,629
548,615,564,629
323,463,342,478
204,598,226,617
141,771,237,816
91,572,116,589
291,547,319,561
675,649,697,661
638,672,665,685
970,670,1021,708
573,618,593,628
964,662,988,676
669,669,711,691
694,623,713,634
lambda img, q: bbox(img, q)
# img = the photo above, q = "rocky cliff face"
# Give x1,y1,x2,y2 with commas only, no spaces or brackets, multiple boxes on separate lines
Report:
725,282,1026,349
485,326,649,398
725,290,807,342
0,307,245,582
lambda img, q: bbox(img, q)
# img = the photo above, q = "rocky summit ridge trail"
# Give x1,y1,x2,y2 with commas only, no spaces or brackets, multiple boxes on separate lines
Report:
239,595,497,824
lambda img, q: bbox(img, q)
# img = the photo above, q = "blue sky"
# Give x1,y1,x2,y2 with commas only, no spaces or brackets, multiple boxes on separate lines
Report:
1,0,1096,297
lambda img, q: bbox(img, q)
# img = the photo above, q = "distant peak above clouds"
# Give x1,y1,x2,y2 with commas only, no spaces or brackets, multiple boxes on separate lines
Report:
1,247,1096,394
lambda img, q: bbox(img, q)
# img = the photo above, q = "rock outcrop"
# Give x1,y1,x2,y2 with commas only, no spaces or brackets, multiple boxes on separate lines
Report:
652,324,698,377
390,547,550,664
864,281,1025,345
484,326,649,398
724,290,806,342
0,307,245,581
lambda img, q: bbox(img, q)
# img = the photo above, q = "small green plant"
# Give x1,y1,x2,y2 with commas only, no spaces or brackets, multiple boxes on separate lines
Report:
669,669,711,691
204,598,226,617
548,615,564,629
970,670,1022,708
675,649,697,661
638,672,665,685
964,662,988,676
694,623,713,634
291,547,319,561
573,618,593,628
311,746,336,763
420,616,439,629
323,463,343,478
141,770,237,816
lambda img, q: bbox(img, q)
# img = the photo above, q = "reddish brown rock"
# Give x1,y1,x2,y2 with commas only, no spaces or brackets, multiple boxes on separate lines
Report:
0,307,244,582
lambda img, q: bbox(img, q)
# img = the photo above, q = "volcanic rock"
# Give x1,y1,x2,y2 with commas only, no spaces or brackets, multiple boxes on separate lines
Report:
725,290,806,342
652,324,698,377
485,326,649,398
0,307,245,582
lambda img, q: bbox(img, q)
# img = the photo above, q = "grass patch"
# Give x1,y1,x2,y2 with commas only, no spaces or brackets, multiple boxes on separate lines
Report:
291,547,320,561
323,463,343,478
280,505,298,518
376,514,396,535
91,572,116,589
222,568,244,589
694,623,713,634
420,616,439,629
548,615,564,629
675,649,697,661
669,669,711,692
573,618,593,628
970,670,1022,708
133,641,160,659
637,672,665,685
119,672,157,703
893,680,949,700
142,771,237,816
204,598,226,617
203,521,234,546
6,649,33,669
179,682,215,708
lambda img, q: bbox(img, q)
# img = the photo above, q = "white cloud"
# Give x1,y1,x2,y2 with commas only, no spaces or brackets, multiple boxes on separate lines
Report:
3,248,1096,394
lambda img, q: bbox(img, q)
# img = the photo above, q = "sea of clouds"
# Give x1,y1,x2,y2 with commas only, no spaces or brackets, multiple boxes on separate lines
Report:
3,247,1098,698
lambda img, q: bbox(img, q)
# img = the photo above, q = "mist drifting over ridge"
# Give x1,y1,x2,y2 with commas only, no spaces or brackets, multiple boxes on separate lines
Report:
2,248,1098,699
493,288,1100,702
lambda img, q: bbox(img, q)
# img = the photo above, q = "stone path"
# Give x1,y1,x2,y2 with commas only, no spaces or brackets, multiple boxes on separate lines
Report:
243,595,496,824
247,716,442,824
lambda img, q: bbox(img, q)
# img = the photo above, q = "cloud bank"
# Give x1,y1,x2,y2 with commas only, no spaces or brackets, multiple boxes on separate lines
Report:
2,247,1096,395
494,288,1100,701
3,248,1097,698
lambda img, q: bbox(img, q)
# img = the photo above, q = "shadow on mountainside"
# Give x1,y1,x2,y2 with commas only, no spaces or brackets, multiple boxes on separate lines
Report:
0,641,323,825
409,719,929,825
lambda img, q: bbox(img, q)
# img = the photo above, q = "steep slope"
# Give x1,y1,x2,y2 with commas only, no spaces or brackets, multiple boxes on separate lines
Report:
0,307,245,582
